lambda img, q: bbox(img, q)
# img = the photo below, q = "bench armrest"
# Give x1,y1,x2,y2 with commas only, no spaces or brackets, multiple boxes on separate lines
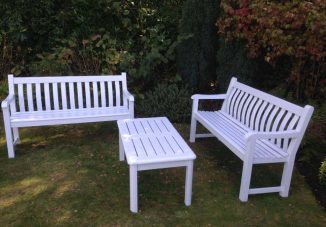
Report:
123,90,134,102
1,94,15,109
191,94,226,100
191,94,226,114
245,130,301,142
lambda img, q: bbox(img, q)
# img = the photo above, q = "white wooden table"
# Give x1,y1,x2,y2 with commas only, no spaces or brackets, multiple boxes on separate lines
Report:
117,117,196,213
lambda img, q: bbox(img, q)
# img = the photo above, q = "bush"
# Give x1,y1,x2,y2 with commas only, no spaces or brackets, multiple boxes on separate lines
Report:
320,158,326,186
137,84,192,123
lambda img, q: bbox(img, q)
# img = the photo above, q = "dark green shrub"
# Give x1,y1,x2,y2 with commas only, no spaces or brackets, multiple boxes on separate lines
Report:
177,0,220,92
137,84,192,123
319,158,326,186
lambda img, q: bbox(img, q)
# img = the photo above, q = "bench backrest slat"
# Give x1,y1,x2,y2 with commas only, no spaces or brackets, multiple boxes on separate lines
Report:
53,83,59,110
9,74,128,113
27,83,34,111
18,84,25,112
108,81,113,107
85,82,91,108
61,82,67,110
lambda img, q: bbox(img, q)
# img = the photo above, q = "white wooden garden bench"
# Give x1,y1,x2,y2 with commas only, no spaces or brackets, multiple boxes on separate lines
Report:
190,77,314,202
118,117,196,213
2,73,134,158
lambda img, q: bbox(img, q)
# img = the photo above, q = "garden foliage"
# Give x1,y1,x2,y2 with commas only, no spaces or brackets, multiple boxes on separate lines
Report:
137,84,192,123
217,0,326,101
0,0,184,93
177,0,220,92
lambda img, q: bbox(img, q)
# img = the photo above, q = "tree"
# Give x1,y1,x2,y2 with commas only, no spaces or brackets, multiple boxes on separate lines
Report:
177,0,220,92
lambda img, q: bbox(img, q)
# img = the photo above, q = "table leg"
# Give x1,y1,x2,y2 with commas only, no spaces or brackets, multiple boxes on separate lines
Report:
119,134,125,161
185,161,194,206
130,165,138,213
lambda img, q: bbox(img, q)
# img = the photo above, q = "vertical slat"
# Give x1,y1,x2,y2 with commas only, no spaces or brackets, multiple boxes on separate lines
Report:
241,94,254,124
61,82,67,110
277,112,293,148
93,81,98,108
115,81,121,107
254,101,268,131
85,82,91,108
283,115,300,150
231,89,241,117
18,84,25,112
238,93,250,123
249,99,263,130
52,83,59,110
259,103,274,131
26,83,34,111
272,109,286,132
100,81,106,107
108,81,113,107
69,82,75,109
122,72,128,106
266,106,280,131
44,83,51,110
36,83,42,111
77,82,83,108
234,91,245,120
226,87,237,115
8,74,17,113
245,96,258,127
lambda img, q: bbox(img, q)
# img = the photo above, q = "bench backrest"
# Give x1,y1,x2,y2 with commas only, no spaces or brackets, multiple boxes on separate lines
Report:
221,78,314,152
8,73,128,113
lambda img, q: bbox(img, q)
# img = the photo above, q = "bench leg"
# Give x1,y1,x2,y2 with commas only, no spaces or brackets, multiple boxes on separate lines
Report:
279,160,295,197
119,134,125,161
130,165,138,213
239,161,253,202
185,161,194,206
13,128,20,144
189,117,197,143
3,111,15,158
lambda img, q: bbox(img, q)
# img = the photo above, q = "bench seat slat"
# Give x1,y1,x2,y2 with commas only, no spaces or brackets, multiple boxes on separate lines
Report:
10,107,129,126
196,111,288,163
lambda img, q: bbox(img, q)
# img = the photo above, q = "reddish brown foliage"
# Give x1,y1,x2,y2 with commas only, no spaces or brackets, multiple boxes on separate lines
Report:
217,0,326,100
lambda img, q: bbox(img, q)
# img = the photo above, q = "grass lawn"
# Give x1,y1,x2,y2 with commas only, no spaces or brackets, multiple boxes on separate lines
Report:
0,121,325,226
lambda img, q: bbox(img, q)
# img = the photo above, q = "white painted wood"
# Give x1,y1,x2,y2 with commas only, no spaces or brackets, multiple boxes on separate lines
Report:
52,83,59,110
115,81,121,107
69,82,75,109
100,81,106,107
118,117,196,213
130,165,138,213
85,82,91,108
190,77,314,201
26,83,34,111
44,83,51,111
18,83,25,112
61,82,67,110
1,73,134,158
36,83,42,111
93,81,98,108
77,82,83,108
108,81,113,107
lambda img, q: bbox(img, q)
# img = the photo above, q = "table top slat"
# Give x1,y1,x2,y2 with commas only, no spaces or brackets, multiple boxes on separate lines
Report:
117,117,196,164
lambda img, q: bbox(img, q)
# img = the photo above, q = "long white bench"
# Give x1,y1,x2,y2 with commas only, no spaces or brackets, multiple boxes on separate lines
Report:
2,73,134,158
190,77,314,201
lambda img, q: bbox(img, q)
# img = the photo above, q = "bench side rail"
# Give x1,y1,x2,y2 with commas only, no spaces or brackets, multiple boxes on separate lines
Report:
222,78,314,153
10,73,131,113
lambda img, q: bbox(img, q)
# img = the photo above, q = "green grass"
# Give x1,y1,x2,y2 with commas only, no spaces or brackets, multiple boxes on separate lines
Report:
0,121,325,226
